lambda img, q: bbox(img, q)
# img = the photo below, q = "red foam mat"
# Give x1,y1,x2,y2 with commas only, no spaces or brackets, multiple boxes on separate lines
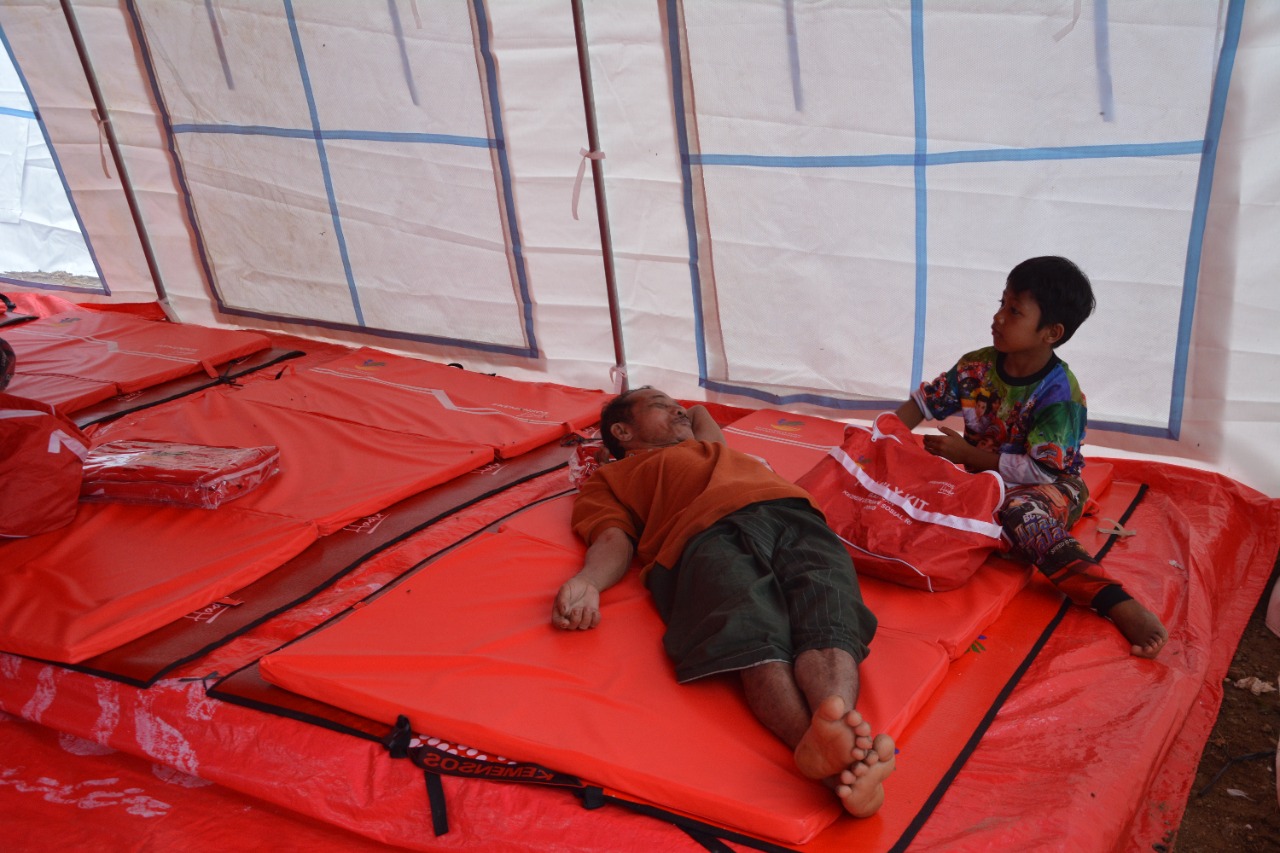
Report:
91,391,491,535
258,527,950,844
233,347,607,458
3,309,270,410
0,502,317,663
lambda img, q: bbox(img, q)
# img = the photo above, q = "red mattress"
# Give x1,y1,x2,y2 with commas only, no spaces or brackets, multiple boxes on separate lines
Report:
3,310,270,412
259,526,951,843
233,347,606,458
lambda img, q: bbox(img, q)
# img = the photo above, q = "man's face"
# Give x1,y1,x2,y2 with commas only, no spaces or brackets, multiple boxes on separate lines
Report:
612,389,694,453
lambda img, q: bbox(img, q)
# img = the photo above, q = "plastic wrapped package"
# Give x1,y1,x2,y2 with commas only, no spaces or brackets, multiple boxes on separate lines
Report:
80,439,281,509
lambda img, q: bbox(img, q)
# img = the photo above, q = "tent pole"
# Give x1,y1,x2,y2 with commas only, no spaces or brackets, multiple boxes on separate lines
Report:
571,0,628,393
59,0,173,316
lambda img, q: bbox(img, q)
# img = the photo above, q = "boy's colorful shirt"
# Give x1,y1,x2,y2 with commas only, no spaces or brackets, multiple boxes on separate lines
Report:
915,347,1087,477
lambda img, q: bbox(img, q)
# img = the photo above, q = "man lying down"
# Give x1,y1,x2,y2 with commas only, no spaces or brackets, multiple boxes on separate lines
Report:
551,387,895,817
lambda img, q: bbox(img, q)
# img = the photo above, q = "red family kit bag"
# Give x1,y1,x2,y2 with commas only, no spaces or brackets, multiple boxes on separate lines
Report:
0,392,90,537
797,412,1006,592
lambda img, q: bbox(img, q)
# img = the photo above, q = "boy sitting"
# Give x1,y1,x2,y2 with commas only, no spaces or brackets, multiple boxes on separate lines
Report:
895,256,1168,658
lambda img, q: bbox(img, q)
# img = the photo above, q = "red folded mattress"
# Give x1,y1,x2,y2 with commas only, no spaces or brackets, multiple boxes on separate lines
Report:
233,347,607,458
90,392,490,535
0,501,317,663
3,310,270,411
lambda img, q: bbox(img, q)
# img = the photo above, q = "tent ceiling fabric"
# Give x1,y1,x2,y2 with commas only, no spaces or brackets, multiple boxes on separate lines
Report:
0,0,1277,495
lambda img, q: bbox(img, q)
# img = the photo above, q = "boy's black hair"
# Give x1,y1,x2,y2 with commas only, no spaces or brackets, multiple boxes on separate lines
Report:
1006,256,1095,347
599,385,653,461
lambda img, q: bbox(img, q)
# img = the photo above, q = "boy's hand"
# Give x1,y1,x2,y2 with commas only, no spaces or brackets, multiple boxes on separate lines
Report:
924,427,999,472
924,427,975,465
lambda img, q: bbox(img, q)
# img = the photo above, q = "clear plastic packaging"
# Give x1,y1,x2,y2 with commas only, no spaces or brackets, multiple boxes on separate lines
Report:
80,439,280,509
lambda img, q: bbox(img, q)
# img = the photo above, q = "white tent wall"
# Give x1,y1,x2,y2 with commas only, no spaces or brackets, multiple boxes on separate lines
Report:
0,0,1277,498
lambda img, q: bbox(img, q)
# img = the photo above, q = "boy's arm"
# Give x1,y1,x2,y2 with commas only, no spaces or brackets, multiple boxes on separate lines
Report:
894,398,925,429
552,526,634,630
689,404,726,444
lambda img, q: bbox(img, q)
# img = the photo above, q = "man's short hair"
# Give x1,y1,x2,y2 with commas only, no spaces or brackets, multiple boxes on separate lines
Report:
599,385,653,461
1006,256,1095,347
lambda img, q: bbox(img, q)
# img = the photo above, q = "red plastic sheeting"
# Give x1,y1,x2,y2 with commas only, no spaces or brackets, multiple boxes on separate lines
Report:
3,309,270,411
0,348,1274,853
0,458,1273,851
234,346,607,458
0,710,389,853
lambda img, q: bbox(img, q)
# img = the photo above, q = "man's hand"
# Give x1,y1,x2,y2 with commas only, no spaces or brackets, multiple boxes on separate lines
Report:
553,575,602,630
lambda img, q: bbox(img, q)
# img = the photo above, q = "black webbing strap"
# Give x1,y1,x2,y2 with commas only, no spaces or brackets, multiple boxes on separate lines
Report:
423,771,449,836
682,826,736,852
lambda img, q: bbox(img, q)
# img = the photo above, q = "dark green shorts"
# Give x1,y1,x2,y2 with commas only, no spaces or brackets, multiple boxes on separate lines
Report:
645,498,877,683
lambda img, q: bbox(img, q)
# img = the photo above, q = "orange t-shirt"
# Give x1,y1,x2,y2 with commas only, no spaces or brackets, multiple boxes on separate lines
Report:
571,440,818,573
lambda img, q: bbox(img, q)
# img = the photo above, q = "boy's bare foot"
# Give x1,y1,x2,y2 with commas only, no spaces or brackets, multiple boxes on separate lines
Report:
835,732,896,817
1107,599,1168,658
794,696,872,780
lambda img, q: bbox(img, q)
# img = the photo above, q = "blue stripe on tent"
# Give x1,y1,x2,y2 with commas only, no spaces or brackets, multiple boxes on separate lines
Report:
214,302,540,358
203,0,234,90
910,0,927,389
703,379,899,411
0,105,36,120
666,0,710,382
0,23,109,296
171,123,495,148
784,0,803,112
283,0,364,327
1169,0,1246,440
691,140,1204,169
387,0,420,107
1094,0,1115,122
1089,418,1185,440
472,0,538,358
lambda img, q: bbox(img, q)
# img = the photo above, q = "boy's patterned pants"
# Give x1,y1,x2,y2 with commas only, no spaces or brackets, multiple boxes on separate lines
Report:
999,477,1132,616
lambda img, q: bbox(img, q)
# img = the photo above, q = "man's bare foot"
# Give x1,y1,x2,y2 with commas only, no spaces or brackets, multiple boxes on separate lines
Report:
793,696,872,780
835,732,896,817
1108,599,1168,658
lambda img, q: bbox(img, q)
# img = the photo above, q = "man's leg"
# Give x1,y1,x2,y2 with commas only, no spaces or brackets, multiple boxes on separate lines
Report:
740,651,894,818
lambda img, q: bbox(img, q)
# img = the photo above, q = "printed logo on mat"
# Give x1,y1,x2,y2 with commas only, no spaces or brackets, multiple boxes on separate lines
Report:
355,358,387,370
412,737,582,788
184,602,231,624
343,513,388,534
771,418,805,433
